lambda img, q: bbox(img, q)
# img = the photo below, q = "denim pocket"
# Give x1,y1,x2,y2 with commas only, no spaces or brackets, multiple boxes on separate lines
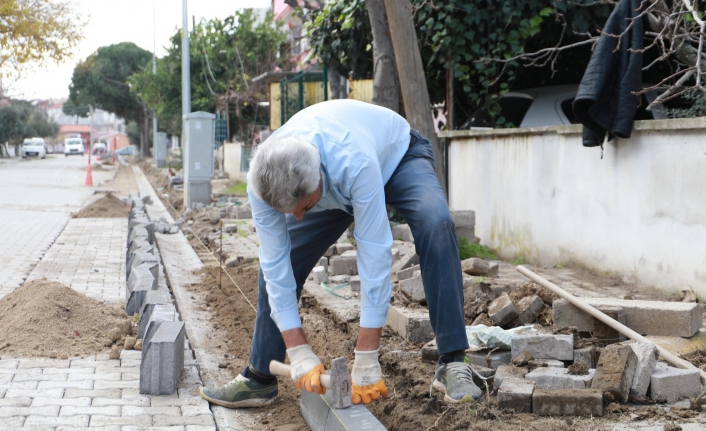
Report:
405,130,435,164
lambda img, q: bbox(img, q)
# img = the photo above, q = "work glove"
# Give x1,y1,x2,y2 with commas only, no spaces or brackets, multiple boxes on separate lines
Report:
351,349,388,405
286,344,326,395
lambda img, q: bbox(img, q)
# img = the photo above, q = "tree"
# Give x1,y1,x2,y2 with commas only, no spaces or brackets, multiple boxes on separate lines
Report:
0,0,82,78
68,42,152,150
365,0,399,113
131,10,291,140
0,100,59,150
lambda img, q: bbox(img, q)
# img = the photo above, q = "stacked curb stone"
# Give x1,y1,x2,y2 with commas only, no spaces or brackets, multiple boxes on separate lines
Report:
126,192,186,395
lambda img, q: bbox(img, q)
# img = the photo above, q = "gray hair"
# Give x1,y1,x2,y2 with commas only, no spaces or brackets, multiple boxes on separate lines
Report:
249,135,321,211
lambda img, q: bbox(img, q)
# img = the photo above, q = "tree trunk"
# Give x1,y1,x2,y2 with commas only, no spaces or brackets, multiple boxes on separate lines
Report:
328,68,348,100
141,105,150,157
365,0,399,113
234,98,243,141
383,0,446,196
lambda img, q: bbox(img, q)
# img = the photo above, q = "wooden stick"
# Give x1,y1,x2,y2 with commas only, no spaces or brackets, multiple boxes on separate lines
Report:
269,360,332,388
516,265,706,386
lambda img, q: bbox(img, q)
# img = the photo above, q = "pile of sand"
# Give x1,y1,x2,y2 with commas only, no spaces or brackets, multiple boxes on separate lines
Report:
75,192,130,218
0,279,134,358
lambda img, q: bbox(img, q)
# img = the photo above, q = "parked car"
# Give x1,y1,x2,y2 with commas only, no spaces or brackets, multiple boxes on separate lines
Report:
21,138,47,159
115,146,135,156
460,84,688,129
64,138,85,157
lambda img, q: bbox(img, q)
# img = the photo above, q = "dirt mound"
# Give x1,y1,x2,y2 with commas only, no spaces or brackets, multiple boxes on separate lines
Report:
0,279,134,358
75,192,130,218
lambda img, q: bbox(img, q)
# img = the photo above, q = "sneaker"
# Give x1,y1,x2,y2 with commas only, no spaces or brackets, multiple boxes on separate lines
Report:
432,355,483,403
200,374,278,408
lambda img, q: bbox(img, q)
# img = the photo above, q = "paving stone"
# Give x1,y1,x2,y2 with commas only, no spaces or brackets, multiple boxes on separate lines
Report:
391,249,419,274
312,266,329,284
553,298,702,337
122,406,182,416
525,367,595,389
488,293,519,326
396,264,419,281
60,405,120,416
18,359,69,369
450,210,476,243
181,403,212,417
152,415,215,426
493,365,528,390
0,397,32,407
573,347,597,368
386,306,434,344
421,338,439,363
12,373,67,382
91,397,150,407
461,258,490,276
329,253,357,276
5,388,64,398
138,290,171,338
532,389,603,416
126,267,156,316
66,372,120,382
511,332,573,361
511,295,545,326
528,359,565,370
650,363,702,403
122,427,184,431
24,415,90,427
334,243,354,255
37,380,93,390
349,275,360,292
120,350,142,360
89,415,151,427
143,304,178,347
399,276,425,303
140,321,186,395
42,367,95,375
94,380,139,390
392,224,413,242
31,397,91,407
63,389,120,398
56,427,121,431
497,379,534,413
616,341,659,397
300,389,386,431
467,350,512,370
592,343,638,403
323,245,335,257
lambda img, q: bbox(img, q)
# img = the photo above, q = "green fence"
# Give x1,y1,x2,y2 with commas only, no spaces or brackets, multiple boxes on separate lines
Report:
280,67,328,125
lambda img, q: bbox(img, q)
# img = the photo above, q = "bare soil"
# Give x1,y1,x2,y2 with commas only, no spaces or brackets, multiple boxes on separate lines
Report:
96,164,139,196
0,279,135,358
74,192,130,218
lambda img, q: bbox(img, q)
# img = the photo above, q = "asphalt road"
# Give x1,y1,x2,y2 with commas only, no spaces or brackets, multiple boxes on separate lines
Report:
0,154,115,298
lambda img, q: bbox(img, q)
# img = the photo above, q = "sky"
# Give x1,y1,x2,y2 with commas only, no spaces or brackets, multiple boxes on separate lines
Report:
6,0,270,100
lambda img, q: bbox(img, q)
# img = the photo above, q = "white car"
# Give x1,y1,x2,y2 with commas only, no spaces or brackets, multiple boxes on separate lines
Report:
21,138,47,159
64,138,85,157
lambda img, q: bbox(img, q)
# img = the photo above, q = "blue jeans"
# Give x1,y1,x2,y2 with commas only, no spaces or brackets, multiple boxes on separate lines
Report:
248,130,469,377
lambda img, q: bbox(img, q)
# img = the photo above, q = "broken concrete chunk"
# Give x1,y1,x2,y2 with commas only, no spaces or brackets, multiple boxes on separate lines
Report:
312,266,329,284
350,275,360,292
323,245,335,257
525,367,595,390
493,365,528,390
573,347,597,369
532,389,603,417
488,293,519,327
511,295,544,326
397,264,420,281
553,299,626,345
421,338,438,363
461,258,490,276
391,248,400,263
591,343,638,403
330,254,357,276
399,276,425,303
497,379,534,413
488,262,499,277
617,341,658,397
511,332,574,361
467,350,512,370
391,223,414,242
391,249,419,274
334,243,354,255
317,257,328,273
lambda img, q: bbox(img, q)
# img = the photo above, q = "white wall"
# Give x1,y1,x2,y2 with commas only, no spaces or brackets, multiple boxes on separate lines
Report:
221,142,246,183
442,117,706,295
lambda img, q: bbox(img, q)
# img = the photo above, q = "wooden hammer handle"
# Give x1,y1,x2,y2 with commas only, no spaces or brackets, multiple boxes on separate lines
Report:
269,360,332,388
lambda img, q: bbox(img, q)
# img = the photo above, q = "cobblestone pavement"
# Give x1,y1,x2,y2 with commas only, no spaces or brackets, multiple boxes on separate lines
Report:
0,155,116,299
0,352,214,431
26,218,128,304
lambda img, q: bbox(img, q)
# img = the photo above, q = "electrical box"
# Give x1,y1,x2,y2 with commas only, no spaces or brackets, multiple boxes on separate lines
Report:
154,132,168,168
183,112,215,182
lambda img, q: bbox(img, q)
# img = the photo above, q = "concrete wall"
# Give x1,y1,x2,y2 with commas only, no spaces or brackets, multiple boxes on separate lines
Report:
441,117,706,295
221,142,246,183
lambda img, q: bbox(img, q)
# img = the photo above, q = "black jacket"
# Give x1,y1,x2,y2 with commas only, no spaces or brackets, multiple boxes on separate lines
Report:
573,0,645,147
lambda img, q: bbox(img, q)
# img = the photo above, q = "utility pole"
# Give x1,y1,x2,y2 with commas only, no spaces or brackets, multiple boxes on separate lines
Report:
383,0,447,196
182,0,191,137
89,105,94,153
152,0,158,159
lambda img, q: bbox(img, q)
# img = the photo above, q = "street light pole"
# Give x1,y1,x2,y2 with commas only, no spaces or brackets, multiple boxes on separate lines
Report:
153,0,158,161
182,0,191,139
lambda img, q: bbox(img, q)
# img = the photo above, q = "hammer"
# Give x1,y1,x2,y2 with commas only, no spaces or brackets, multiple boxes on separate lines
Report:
269,357,352,409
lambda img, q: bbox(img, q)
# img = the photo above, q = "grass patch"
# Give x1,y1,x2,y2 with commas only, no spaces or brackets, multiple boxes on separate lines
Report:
224,181,247,194
458,238,498,261
510,255,527,265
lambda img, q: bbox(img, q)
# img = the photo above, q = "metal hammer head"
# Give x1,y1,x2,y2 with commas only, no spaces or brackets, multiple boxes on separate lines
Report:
328,357,352,409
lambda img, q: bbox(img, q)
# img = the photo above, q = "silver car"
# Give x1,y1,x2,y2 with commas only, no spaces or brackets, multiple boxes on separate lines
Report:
21,138,47,159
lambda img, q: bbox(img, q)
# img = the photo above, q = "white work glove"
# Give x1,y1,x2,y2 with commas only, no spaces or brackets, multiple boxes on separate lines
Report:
351,349,388,404
287,344,326,394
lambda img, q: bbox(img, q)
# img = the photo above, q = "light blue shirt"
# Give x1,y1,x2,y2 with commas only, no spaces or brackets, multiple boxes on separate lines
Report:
247,99,411,332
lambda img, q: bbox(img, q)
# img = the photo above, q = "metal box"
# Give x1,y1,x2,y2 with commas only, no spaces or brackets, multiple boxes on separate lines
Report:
154,132,168,168
183,112,215,181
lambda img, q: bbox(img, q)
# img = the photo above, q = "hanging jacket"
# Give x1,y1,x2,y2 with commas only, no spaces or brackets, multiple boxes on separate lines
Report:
573,0,645,147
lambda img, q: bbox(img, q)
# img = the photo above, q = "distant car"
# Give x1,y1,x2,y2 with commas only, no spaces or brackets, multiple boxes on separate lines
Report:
460,84,686,129
21,138,47,159
64,138,85,157
92,142,107,155
115,146,135,156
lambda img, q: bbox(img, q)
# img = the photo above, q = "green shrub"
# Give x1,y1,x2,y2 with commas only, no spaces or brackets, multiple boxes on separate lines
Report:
458,238,498,261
